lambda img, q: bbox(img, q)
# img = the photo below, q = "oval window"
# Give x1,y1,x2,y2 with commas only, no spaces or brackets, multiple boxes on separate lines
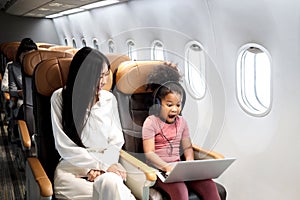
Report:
236,43,272,116
151,40,165,60
127,39,137,60
82,38,87,47
108,39,115,53
92,38,99,50
72,38,77,48
184,41,206,99
64,38,68,46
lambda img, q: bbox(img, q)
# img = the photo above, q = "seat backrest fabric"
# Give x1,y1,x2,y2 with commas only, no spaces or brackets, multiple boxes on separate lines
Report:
22,50,73,136
33,57,72,182
113,60,165,160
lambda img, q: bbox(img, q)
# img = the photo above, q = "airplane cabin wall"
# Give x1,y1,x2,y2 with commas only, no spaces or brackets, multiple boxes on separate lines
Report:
0,11,59,44
208,0,300,199
52,0,300,199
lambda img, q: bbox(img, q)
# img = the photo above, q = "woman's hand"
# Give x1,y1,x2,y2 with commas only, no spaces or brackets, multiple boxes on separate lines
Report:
87,169,104,182
107,163,127,181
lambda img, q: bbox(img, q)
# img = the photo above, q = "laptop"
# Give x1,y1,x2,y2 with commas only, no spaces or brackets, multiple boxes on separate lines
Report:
156,157,236,183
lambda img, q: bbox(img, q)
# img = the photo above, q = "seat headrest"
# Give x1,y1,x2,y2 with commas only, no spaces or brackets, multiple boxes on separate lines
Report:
106,54,131,74
22,49,73,76
35,57,113,96
48,45,75,52
3,43,19,61
0,42,20,52
36,43,55,49
35,57,72,96
116,60,165,94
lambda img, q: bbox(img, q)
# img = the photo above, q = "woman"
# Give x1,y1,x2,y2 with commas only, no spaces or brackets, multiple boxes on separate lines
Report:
51,47,135,200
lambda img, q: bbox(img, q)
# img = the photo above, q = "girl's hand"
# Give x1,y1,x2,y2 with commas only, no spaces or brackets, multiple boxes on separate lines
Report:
107,163,127,181
87,169,104,182
164,164,174,173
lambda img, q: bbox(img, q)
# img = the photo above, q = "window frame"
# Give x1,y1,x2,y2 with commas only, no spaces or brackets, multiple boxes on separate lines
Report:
151,40,165,60
72,37,77,48
236,43,272,116
184,40,206,100
126,39,137,60
108,39,115,53
92,38,99,50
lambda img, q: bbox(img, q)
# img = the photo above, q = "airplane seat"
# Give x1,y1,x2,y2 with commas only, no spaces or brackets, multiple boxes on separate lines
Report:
105,53,131,89
113,60,227,200
36,42,55,49
65,48,79,55
0,42,20,74
1,42,20,141
19,50,73,155
28,55,156,200
48,45,75,52
25,57,73,200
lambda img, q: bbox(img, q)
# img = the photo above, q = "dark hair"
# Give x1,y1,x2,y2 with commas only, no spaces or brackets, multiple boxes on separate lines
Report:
146,62,181,92
62,47,110,147
16,38,37,63
155,81,185,102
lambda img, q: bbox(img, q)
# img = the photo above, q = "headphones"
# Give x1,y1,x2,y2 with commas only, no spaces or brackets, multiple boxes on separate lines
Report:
149,81,186,116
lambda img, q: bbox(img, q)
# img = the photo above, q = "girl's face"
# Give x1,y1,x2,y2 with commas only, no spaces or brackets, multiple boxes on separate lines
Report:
159,92,182,123
98,63,110,92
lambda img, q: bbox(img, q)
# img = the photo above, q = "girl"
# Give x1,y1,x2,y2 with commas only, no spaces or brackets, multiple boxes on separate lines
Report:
142,64,220,200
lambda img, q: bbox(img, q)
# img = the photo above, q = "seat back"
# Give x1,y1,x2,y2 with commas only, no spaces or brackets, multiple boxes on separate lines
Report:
113,60,165,160
0,42,20,74
32,53,128,183
22,50,73,137
48,45,75,52
33,57,72,182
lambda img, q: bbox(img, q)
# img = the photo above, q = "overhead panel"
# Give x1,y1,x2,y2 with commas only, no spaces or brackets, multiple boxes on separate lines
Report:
5,0,107,17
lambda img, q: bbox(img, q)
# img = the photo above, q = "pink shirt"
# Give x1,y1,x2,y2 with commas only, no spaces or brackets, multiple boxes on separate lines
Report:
142,115,190,163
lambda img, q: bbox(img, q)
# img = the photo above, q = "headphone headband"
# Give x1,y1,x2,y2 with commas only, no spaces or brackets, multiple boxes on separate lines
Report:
150,81,186,116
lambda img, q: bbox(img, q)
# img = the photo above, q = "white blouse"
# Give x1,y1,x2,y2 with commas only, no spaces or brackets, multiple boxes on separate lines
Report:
51,88,124,172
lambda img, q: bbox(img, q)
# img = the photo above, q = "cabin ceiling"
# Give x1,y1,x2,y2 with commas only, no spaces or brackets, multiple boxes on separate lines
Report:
0,0,118,18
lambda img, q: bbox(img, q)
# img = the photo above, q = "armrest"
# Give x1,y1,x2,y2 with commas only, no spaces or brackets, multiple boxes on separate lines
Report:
119,150,157,200
26,157,53,197
4,92,10,101
18,120,31,150
120,150,156,181
192,144,224,159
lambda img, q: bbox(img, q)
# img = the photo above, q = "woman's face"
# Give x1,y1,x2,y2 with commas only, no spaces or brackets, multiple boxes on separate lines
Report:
159,92,182,123
98,63,110,92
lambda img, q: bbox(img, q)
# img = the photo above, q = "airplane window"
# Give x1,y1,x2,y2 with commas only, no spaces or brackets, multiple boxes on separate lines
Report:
184,41,206,99
108,39,115,53
151,40,165,60
126,39,137,60
72,38,77,48
237,43,271,116
64,38,68,46
82,38,87,47
92,38,99,50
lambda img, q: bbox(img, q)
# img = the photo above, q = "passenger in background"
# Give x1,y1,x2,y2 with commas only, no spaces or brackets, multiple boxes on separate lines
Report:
2,38,37,141
8,38,37,120
51,47,135,200
142,64,221,200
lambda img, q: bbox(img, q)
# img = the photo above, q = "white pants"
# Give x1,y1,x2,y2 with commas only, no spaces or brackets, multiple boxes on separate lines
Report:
54,160,135,200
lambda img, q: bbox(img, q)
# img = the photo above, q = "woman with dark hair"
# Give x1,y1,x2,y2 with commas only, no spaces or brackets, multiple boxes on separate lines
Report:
51,47,135,199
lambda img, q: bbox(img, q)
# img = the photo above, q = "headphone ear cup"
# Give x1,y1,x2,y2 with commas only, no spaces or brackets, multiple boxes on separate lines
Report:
149,98,161,116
